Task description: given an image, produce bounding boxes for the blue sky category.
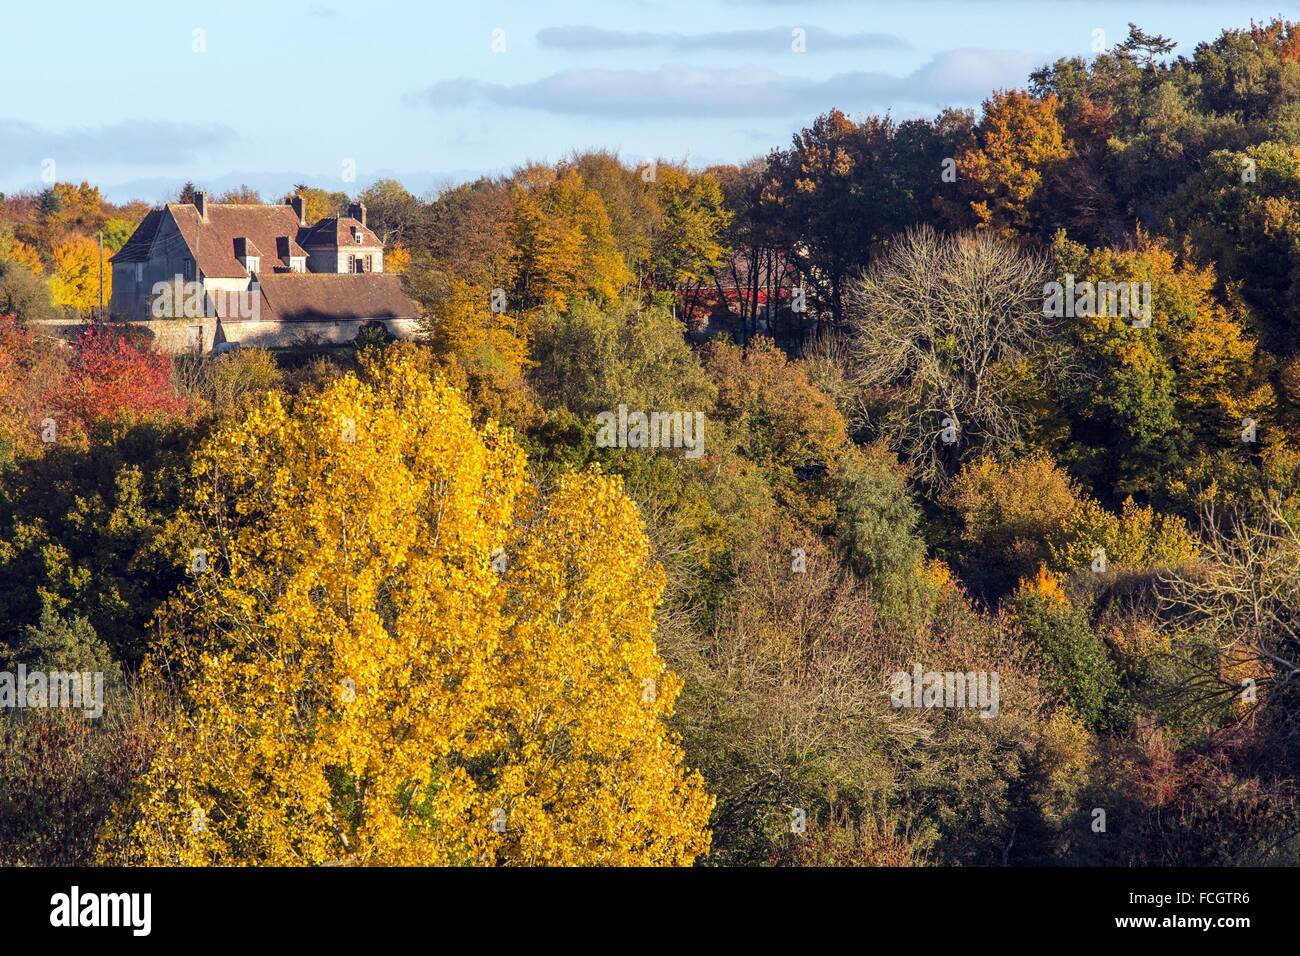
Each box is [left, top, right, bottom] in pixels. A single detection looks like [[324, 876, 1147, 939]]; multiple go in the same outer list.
[[1, 0, 1292, 202]]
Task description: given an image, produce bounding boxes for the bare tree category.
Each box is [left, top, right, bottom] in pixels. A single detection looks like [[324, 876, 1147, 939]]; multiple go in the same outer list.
[[1159, 498, 1300, 729], [845, 226, 1066, 487]]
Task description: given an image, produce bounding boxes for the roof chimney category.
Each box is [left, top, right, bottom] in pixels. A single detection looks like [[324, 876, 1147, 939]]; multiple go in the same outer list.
[[196, 191, 208, 222], [291, 193, 306, 227], [348, 201, 367, 227]]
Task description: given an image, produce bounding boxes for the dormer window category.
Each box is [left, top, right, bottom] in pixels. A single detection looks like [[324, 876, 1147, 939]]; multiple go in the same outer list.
[[245, 256, 260, 274], [353, 227, 363, 244], [289, 256, 306, 273]]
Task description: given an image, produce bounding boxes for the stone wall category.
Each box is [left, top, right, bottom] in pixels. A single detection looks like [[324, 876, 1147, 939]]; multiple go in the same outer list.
[[24, 318, 423, 354]]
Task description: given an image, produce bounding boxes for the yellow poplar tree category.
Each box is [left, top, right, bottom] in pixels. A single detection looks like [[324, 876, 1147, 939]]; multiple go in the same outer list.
[[98, 345, 711, 865]]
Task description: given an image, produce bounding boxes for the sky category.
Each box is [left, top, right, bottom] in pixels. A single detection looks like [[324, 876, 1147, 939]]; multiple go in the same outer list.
[[1, 0, 1294, 203]]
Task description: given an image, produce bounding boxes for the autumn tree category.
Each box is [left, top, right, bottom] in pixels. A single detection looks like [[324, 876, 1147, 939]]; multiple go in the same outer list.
[[571, 150, 660, 280], [98, 348, 711, 865], [408, 267, 534, 427], [285, 185, 349, 224], [0, 314, 67, 462], [508, 165, 630, 312], [0, 261, 56, 324], [1167, 141, 1300, 351], [215, 185, 261, 204], [357, 178, 422, 247], [647, 165, 731, 319], [1048, 234, 1273, 507], [703, 336, 852, 526], [760, 111, 893, 325], [57, 324, 188, 429], [49, 235, 110, 314], [955, 90, 1070, 236], [417, 177, 517, 291], [1159, 498, 1300, 752]]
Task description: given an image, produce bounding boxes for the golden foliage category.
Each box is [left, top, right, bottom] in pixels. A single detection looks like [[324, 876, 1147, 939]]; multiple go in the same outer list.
[[49, 234, 110, 311], [97, 348, 711, 865], [1019, 564, 1069, 607], [958, 90, 1069, 235]]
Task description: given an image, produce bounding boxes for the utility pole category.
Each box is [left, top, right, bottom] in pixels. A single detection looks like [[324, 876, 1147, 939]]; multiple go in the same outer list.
[[97, 229, 104, 322]]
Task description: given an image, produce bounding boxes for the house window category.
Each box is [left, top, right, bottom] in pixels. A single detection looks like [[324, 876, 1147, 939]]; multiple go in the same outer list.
[[364, 255, 373, 273], [246, 256, 260, 274], [290, 257, 306, 273], [348, 254, 356, 272]]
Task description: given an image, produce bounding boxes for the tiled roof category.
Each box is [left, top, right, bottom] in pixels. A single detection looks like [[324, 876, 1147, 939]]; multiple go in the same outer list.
[[299, 216, 382, 248], [168, 203, 310, 278], [243, 273, 422, 324], [108, 208, 164, 263]]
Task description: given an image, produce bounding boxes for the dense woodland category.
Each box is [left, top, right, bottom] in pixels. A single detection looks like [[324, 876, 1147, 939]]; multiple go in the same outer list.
[[4, 22, 1300, 865]]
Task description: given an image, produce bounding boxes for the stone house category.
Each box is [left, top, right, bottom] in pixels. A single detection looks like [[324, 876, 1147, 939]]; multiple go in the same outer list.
[[107, 192, 421, 352]]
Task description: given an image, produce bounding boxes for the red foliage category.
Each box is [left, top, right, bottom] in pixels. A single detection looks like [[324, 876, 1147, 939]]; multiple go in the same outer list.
[[0, 314, 68, 452], [56, 324, 188, 428]]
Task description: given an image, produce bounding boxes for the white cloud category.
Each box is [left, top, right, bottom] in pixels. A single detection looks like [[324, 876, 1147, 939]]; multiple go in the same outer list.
[[408, 49, 1038, 119]]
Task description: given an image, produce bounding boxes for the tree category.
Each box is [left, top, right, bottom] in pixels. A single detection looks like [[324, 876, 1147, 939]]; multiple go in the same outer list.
[[571, 150, 660, 280], [530, 299, 714, 418], [760, 111, 891, 325], [357, 178, 422, 247], [1118, 23, 1178, 68], [57, 324, 188, 428], [833, 444, 928, 608], [39, 182, 106, 243], [846, 227, 1064, 487], [385, 243, 410, 275], [286, 185, 349, 224], [1049, 234, 1272, 506], [703, 336, 853, 526], [0, 314, 66, 464], [647, 165, 731, 319], [0, 236, 43, 274], [1167, 142, 1300, 351], [1159, 498, 1300, 750], [98, 347, 711, 865], [944, 454, 1086, 599], [216, 185, 261, 204], [508, 166, 630, 312], [100, 218, 136, 254], [1009, 584, 1124, 731], [0, 262, 57, 324], [417, 177, 517, 291], [956, 90, 1070, 236], [408, 269, 534, 426], [49, 235, 110, 314]]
